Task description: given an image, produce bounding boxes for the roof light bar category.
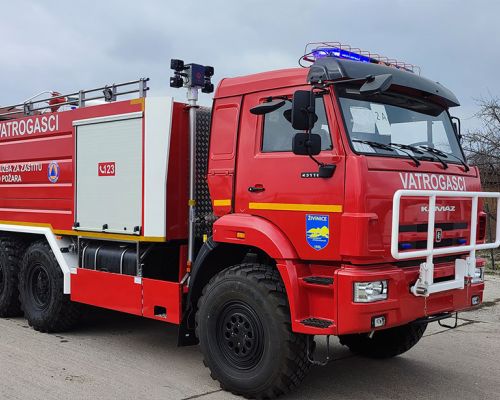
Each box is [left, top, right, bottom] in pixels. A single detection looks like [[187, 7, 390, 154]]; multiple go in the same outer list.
[[302, 42, 420, 74], [312, 47, 372, 64]]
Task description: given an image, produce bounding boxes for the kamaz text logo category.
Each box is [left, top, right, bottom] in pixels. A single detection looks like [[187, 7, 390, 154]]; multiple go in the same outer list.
[[399, 172, 466, 191], [421, 205, 456, 213]]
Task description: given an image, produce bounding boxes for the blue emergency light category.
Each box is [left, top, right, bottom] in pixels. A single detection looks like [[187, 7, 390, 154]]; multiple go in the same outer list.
[[312, 47, 373, 63]]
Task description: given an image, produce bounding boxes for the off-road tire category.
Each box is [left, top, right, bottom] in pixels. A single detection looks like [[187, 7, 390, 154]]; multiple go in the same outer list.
[[19, 240, 81, 332], [195, 263, 311, 399], [339, 322, 427, 358], [0, 236, 26, 317]]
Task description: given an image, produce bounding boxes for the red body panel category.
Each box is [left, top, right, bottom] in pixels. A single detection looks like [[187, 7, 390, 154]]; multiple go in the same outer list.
[[71, 269, 143, 315], [166, 102, 189, 239], [0, 101, 143, 231], [70, 269, 181, 323], [207, 95, 240, 216], [213, 213, 298, 260], [277, 261, 337, 335], [0, 99, 190, 240], [335, 263, 484, 334], [142, 278, 182, 324]]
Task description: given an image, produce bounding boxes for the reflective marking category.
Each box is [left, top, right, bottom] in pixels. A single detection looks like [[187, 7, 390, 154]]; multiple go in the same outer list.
[[248, 203, 342, 213], [214, 199, 231, 206]]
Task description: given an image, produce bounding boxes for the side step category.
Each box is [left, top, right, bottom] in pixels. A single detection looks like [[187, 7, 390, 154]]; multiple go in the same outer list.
[[302, 276, 334, 286], [301, 318, 334, 329]]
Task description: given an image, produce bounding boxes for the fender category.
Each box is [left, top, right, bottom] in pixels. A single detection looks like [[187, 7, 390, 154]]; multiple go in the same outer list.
[[213, 214, 337, 334], [181, 214, 298, 340], [212, 214, 311, 332], [212, 213, 298, 260], [0, 223, 76, 294], [180, 214, 334, 342]]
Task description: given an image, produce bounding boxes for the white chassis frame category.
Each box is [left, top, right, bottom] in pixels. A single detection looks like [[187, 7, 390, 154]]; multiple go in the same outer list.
[[391, 190, 500, 297]]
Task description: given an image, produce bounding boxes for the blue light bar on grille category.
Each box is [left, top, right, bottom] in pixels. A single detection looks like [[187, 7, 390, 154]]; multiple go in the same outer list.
[[312, 47, 373, 63]]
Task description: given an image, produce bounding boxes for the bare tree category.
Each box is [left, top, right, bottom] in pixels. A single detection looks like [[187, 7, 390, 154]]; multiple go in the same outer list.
[[462, 97, 500, 269], [462, 97, 500, 190]]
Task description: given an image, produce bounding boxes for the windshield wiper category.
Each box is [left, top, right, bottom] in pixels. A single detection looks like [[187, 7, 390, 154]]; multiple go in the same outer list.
[[387, 143, 422, 167], [353, 140, 421, 167], [353, 139, 394, 152], [418, 145, 469, 172], [389, 142, 424, 155], [407, 145, 448, 170]]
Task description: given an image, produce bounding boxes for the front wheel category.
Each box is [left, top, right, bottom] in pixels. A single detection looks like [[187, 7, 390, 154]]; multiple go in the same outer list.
[[196, 263, 311, 399], [339, 322, 427, 358]]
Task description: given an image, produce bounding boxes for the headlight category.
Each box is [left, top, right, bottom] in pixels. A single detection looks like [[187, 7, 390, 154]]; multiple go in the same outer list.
[[472, 267, 484, 283], [354, 280, 388, 303]]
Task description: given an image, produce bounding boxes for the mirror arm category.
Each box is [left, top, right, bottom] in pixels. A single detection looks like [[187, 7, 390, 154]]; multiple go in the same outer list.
[[308, 153, 323, 167], [307, 152, 336, 178]]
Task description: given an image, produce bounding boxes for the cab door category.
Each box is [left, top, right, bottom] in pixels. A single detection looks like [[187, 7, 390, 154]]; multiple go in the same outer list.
[[235, 87, 346, 261]]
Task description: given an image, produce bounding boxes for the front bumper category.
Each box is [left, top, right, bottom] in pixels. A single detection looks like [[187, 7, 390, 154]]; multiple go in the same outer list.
[[335, 260, 484, 335]]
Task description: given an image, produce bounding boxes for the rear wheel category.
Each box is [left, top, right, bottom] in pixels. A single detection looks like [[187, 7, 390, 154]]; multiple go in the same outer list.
[[0, 236, 26, 317], [339, 322, 427, 358], [19, 240, 82, 332], [196, 263, 311, 399]]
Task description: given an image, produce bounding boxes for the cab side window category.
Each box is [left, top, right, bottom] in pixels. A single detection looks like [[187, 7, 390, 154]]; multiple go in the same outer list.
[[261, 96, 333, 152]]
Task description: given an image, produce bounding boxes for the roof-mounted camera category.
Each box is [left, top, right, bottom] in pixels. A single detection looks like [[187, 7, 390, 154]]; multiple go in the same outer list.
[[169, 59, 214, 94]]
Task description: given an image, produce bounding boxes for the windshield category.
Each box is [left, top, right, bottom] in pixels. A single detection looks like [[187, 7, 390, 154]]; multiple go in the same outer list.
[[338, 95, 465, 162]]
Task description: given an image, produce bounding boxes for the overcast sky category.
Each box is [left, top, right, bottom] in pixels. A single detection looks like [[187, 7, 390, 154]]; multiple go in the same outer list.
[[1, 0, 498, 132]]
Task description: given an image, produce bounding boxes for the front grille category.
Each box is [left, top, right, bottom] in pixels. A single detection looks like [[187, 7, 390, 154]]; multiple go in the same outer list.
[[399, 222, 467, 233], [395, 255, 463, 268], [398, 237, 467, 251]]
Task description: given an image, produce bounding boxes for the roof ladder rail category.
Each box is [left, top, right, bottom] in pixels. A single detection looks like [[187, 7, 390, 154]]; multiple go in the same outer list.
[[0, 77, 150, 118]]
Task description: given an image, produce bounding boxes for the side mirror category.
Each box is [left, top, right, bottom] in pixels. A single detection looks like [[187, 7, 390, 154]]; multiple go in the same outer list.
[[292, 133, 321, 156], [291, 90, 317, 130], [359, 74, 393, 95], [250, 99, 286, 115]]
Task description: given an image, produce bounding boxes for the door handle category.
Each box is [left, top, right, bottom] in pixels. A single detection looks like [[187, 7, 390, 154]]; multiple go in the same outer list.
[[248, 185, 265, 193]]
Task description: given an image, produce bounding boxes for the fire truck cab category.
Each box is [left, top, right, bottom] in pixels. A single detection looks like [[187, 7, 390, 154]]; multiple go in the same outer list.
[[0, 44, 499, 398]]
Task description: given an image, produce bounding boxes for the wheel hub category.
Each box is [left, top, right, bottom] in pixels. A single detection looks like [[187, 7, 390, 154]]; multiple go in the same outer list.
[[28, 264, 51, 310], [217, 301, 264, 370]]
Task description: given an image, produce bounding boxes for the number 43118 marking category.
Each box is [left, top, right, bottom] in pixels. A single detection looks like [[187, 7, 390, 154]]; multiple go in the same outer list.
[[98, 162, 116, 176]]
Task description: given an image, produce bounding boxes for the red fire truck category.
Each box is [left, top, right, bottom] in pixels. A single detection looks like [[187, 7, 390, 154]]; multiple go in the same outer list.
[[0, 42, 499, 398]]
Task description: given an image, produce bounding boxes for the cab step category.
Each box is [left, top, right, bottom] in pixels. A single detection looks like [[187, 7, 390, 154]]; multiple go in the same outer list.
[[301, 318, 334, 329], [302, 276, 334, 286]]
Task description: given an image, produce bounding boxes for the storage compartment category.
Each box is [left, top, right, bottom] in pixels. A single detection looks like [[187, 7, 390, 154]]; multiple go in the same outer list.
[[74, 112, 143, 234]]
